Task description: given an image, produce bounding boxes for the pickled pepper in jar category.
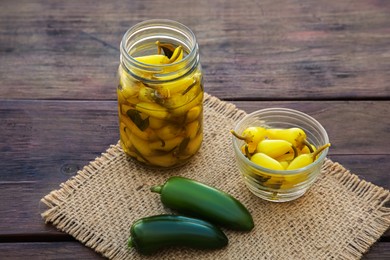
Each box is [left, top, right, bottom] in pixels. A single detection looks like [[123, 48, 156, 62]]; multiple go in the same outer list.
[[117, 20, 204, 168]]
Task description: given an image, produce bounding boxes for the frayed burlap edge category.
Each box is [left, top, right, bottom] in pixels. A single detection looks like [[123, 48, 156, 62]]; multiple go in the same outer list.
[[321, 160, 390, 259], [41, 93, 390, 260], [41, 143, 124, 258]]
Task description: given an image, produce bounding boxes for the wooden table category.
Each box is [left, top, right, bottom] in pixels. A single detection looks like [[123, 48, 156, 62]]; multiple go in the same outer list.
[[1, 0, 389, 259]]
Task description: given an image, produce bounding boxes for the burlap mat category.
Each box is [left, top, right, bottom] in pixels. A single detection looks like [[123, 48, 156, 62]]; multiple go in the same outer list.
[[41, 93, 390, 260]]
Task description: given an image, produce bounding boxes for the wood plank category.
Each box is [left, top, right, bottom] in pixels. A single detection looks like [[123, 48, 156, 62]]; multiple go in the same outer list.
[[0, 242, 104, 259], [1, 241, 389, 259], [363, 242, 390, 260], [1, 0, 389, 258], [0, 99, 389, 237], [0, 0, 389, 100]]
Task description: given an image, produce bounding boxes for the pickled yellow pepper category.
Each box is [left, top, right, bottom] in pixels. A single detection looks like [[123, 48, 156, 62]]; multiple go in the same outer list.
[[286, 143, 331, 170], [231, 126, 330, 171], [118, 41, 203, 168], [230, 127, 266, 153]]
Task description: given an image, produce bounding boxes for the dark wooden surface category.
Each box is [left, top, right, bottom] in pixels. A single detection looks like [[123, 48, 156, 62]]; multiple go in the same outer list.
[[1, 0, 389, 259]]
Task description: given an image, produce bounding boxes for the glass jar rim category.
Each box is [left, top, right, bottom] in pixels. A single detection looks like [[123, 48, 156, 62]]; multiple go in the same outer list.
[[120, 19, 198, 81], [232, 107, 330, 175]]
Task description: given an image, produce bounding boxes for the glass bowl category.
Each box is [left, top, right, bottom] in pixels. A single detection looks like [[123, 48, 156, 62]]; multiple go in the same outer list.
[[232, 108, 329, 202]]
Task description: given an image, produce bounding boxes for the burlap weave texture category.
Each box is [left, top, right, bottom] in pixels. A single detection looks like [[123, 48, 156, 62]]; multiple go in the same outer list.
[[41, 94, 390, 259]]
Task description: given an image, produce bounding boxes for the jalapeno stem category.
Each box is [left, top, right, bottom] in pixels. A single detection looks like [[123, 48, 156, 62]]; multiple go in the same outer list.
[[291, 145, 298, 159], [312, 143, 331, 158], [302, 139, 314, 153], [244, 144, 251, 159], [156, 41, 162, 55], [150, 185, 163, 193], [230, 130, 247, 141], [155, 41, 175, 58]]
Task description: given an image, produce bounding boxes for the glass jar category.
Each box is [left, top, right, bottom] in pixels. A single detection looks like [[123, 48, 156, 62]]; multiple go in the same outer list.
[[117, 20, 204, 168]]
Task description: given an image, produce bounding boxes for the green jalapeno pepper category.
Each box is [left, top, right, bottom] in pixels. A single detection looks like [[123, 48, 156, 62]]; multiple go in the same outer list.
[[128, 214, 228, 255], [150, 176, 254, 231]]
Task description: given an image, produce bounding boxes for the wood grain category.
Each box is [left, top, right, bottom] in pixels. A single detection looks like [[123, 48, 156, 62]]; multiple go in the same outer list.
[[0, 0, 389, 258], [0, 242, 104, 259], [0, 241, 389, 260], [0, 100, 388, 236], [363, 242, 390, 260], [0, 0, 389, 100]]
